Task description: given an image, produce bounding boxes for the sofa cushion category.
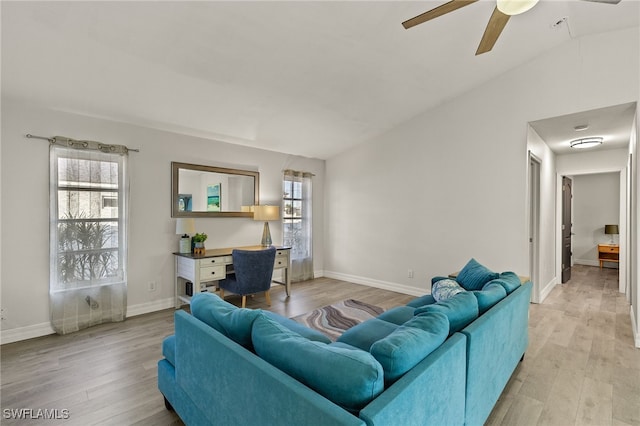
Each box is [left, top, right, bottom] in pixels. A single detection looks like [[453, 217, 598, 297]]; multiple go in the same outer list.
[[472, 282, 507, 315], [406, 294, 436, 308], [262, 311, 331, 343], [337, 318, 399, 351], [414, 292, 479, 335], [432, 279, 465, 302], [190, 292, 261, 349], [377, 306, 416, 325], [370, 312, 449, 384], [487, 271, 521, 294], [162, 335, 176, 366], [252, 313, 384, 412], [456, 258, 499, 291]]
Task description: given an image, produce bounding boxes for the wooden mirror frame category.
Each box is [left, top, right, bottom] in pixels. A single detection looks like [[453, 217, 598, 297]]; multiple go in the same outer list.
[[171, 162, 259, 218]]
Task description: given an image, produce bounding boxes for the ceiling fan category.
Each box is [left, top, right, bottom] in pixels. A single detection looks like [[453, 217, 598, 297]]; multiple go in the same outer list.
[[402, 0, 622, 55]]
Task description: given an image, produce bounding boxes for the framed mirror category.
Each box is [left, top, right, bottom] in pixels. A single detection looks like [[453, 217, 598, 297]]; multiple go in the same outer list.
[[171, 162, 259, 217]]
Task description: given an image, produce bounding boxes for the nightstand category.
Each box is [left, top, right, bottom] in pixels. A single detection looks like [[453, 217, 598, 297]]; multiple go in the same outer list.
[[598, 244, 619, 269]]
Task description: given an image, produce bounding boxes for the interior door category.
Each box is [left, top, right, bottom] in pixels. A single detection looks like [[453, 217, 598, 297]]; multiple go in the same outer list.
[[562, 176, 572, 283]]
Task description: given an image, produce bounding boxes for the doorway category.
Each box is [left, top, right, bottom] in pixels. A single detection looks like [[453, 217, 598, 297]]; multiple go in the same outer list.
[[529, 152, 541, 302], [562, 176, 572, 283]]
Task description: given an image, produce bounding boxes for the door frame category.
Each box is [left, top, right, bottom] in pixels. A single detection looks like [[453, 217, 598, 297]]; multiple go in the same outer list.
[[528, 151, 541, 303], [554, 169, 627, 293]]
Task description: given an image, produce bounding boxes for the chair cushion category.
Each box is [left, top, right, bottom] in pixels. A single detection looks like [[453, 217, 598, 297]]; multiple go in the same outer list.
[[432, 279, 465, 302], [252, 313, 384, 412], [456, 258, 499, 291], [190, 292, 261, 349], [262, 311, 331, 343], [337, 318, 400, 351], [370, 311, 449, 384], [414, 292, 479, 335], [376, 306, 416, 325], [487, 271, 521, 294], [472, 282, 507, 315]]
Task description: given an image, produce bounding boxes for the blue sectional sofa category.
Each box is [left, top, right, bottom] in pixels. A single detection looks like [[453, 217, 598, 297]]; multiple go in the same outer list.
[[158, 263, 532, 426]]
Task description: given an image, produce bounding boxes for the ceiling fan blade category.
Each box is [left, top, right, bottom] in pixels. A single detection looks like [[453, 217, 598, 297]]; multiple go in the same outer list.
[[476, 7, 510, 55], [402, 0, 478, 30], [580, 0, 621, 4]]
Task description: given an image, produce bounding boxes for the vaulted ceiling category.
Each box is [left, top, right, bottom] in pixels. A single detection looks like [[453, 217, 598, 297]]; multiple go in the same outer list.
[[2, 1, 639, 159]]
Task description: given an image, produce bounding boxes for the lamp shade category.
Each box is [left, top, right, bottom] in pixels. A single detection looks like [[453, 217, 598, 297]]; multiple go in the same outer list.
[[604, 225, 619, 235], [176, 218, 196, 235], [253, 205, 279, 221]]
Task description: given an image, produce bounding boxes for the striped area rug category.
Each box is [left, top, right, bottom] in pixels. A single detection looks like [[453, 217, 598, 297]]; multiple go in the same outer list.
[[292, 299, 384, 341]]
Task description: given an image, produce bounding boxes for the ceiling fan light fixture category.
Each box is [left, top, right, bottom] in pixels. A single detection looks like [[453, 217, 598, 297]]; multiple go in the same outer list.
[[496, 0, 540, 16], [570, 137, 603, 149]]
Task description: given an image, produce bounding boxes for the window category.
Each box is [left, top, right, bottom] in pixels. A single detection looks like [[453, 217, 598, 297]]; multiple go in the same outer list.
[[283, 170, 313, 281], [50, 146, 127, 289]]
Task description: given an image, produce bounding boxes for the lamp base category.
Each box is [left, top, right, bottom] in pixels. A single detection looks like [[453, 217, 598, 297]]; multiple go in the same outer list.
[[179, 237, 191, 254], [261, 222, 272, 247]]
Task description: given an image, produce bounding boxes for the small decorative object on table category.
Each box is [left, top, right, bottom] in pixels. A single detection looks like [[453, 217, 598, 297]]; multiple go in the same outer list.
[[192, 232, 208, 256]]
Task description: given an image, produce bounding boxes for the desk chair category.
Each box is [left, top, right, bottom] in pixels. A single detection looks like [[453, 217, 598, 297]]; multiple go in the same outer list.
[[219, 247, 276, 308]]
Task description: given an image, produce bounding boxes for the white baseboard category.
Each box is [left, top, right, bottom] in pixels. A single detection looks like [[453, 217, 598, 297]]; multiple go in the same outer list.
[[323, 271, 427, 297], [127, 297, 175, 317], [631, 305, 640, 348], [0, 322, 55, 345], [574, 259, 599, 267], [1, 297, 176, 345], [539, 277, 557, 303]]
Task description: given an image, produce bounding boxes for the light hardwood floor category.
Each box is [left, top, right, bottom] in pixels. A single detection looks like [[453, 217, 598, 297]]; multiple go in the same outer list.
[[1, 267, 638, 425]]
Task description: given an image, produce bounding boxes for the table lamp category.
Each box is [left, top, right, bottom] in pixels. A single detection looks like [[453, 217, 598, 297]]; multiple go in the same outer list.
[[253, 205, 279, 247], [604, 224, 618, 244], [176, 218, 196, 253]]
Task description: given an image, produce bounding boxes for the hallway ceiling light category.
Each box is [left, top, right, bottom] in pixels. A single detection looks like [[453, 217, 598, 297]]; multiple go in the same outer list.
[[570, 137, 603, 149]]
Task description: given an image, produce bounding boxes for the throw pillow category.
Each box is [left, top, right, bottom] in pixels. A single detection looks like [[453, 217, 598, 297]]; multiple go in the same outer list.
[[252, 313, 384, 412], [370, 311, 449, 384], [456, 258, 499, 291], [472, 282, 507, 315], [191, 292, 261, 349], [487, 271, 521, 294], [432, 279, 465, 302], [414, 292, 479, 335]]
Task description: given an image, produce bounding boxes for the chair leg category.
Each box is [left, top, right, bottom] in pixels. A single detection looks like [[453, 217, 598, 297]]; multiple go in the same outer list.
[[265, 290, 271, 306], [241, 295, 247, 308], [219, 288, 224, 299]]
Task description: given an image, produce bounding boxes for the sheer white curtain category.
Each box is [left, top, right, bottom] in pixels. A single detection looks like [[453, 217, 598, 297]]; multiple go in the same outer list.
[[49, 138, 129, 334], [283, 170, 313, 282]]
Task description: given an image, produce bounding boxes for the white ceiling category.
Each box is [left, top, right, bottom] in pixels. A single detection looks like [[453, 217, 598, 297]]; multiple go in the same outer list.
[[2, 1, 639, 159], [530, 102, 637, 155]]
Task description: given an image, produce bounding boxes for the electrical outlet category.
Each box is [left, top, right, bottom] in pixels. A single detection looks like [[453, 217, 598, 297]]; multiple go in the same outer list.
[[408, 269, 414, 279], [1, 308, 6, 321], [148, 281, 157, 292]]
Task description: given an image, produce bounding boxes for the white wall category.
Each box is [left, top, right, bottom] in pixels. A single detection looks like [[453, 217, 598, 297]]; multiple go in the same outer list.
[[572, 173, 620, 266], [325, 27, 639, 300], [0, 100, 325, 343]]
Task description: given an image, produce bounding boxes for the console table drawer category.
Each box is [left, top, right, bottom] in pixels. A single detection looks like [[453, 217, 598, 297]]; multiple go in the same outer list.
[[200, 265, 225, 280], [200, 256, 232, 266]]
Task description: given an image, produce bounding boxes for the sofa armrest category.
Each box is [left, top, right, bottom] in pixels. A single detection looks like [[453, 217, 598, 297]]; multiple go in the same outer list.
[[359, 333, 466, 426], [461, 281, 532, 426], [174, 310, 365, 426]]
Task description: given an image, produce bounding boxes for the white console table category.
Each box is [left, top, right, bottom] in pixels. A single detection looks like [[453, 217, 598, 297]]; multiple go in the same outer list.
[[173, 245, 291, 308]]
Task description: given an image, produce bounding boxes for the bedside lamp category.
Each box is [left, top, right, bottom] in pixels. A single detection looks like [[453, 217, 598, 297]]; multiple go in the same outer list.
[[604, 224, 618, 244], [176, 218, 195, 253], [253, 205, 279, 247]]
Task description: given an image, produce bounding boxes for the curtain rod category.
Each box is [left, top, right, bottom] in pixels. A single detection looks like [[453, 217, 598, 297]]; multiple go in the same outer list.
[[26, 134, 140, 153]]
